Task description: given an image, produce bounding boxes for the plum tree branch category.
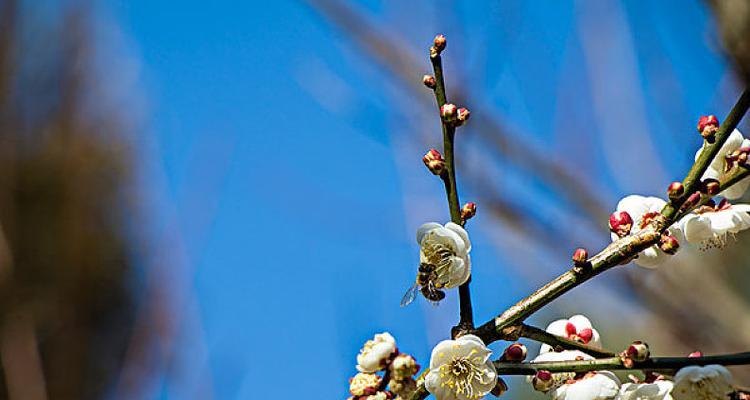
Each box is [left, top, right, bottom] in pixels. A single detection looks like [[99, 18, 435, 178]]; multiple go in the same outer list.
[[493, 351, 750, 375], [473, 89, 750, 344], [429, 44, 474, 336]]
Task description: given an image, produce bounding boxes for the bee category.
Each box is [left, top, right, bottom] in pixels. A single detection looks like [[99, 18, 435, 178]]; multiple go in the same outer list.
[[400, 263, 446, 307]]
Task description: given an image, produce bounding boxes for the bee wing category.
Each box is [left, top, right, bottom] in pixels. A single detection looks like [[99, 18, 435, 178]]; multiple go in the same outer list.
[[400, 283, 419, 307]]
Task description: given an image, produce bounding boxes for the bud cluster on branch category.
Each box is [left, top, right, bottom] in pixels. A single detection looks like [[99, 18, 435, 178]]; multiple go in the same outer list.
[[345, 33, 750, 400]]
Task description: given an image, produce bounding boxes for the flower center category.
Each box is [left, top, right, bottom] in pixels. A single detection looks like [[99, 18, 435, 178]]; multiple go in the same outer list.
[[437, 352, 491, 400], [422, 237, 456, 273]]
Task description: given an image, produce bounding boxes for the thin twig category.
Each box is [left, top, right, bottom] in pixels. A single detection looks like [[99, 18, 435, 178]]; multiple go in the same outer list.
[[429, 45, 474, 336], [493, 351, 750, 375]]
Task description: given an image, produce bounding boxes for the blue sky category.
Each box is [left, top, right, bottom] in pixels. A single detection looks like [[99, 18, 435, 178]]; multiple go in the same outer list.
[[98, 1, 740, 399]]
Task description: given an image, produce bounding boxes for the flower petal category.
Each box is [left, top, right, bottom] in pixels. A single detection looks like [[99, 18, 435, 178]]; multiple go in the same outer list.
[[723, 176, 750, 200], [445, 222, 471, 253], [634, 246, 667, 268], [680, 214, 713, 244], [417, 223, 442, 244]]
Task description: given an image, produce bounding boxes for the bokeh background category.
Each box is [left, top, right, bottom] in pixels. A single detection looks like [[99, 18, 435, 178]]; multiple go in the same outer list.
[[1, 0, 750, 399]]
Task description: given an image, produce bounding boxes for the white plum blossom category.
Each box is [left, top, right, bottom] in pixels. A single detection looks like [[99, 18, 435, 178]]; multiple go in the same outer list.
[[695, 129, 750, 199], [528, 350, 620, 400], [610, 195, 673, 268], [357, 332, 397, 373], [540, 314, 602, 354], [672, 365, 733, 400], [678, 199, 750, 250], [424, 334, 497, 400], [617, 380, 673, 400], [417, 222, 471, 289], [528, 350, 593, 388], [551, 371, 621, 400]]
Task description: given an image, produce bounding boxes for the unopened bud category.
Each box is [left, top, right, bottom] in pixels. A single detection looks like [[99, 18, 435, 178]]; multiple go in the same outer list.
[[349, 372, 382, 396], [667, 181, 684, 199], [681, 191, 702, 210], [502, 343, 527, 362], [701, 178, 721, 195], [572, 248, 588, 264], [688, 351, 703, 358], [697, 115, 719, 142], [609, 211, 633, 237], [422, 74, 436, 89], [440, 103, 458, 123], [625, 341, 650, 363], [532, 370, 554, 392], [490, 378, 508, 397], [389, 353, 420, 380], [461, 202, 477, 221], [433, 34, 447, 52], [423, 149, 445, 175], [456, 107, 471, 126], [659, 234, 680, 255]]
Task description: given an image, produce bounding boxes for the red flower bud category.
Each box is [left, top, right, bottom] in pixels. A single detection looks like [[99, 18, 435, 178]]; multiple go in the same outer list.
[[688, 351, 703, 358], [422, 74, 436, 89], [667, 181, 684, 199], [701, 178, 721, 196], [502, 343, 527, 362], [659, 235, 680, 255], [440, 103, 458, 124], [697, 115, 719, 132], [572, 248, 588, 264], [697, 115, 720, 141], [461, 202, 477, 221], [433, 34, 447, 52], [456, 107, 471, 126], [609, 211, 633, 237], [625, 341, 650, 362], [681, 191, 702, 211], [532, 370, 554, 392], [422, 149, 445, 175]]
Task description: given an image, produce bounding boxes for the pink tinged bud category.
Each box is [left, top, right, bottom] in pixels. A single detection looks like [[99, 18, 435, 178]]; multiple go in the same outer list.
[[422, 149, 445, 175], [688, 351, 703, 358], [433, 34, 447, 52], [697, 115, 720, 141], [702, 178, 721, 195], [667, 181, 684, 199], [659, 234, 680, 255], [697, 115, 719, 132], [626, 341, 650, 362], [440, 103, 458, 123], [461, 202, 477, 221], [609, 211, 633, 237], [572, 248, 588, 264], [532, 370, 554, 392], [490, 378, 508, 397], [503, 343, 527, 362], [456, 107, 471, 125], [682, 191, 702, 210], [577, 328, 593, 344], [422, 74, 436, 89]]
